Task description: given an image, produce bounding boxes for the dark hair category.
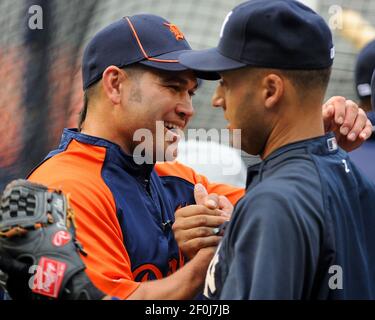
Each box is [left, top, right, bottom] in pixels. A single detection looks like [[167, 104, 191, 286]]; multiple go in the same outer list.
[[78, 82, 97, 131], [281, 68, 332, 96], [78, 92, 88, 131]]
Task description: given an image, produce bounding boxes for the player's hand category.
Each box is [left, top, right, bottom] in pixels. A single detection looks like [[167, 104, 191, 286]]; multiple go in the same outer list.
[[173, 185, 231, 260], [173, 205, 228, 260], [322, 96, 372, 152], [194, 183, 233, 217]]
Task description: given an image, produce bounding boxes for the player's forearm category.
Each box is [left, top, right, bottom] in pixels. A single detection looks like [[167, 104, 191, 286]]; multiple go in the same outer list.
[[126, 249, 212, 300]]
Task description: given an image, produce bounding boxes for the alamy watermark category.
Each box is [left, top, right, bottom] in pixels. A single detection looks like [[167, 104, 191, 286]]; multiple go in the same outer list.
[[28, 5, 43, 30], [328, 5, 343, 31], [328, 265, 343, 290], [133, 121, 242, 176]]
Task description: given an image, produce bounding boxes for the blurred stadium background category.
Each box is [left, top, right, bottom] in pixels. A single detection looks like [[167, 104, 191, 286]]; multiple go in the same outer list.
[[0, 0, 374, 190]]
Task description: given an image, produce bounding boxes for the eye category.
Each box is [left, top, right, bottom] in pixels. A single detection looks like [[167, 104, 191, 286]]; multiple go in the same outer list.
[[219, 79, 225, 87], [188, 90, 196, 97]]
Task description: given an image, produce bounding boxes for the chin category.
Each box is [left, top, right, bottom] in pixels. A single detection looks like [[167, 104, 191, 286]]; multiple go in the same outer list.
[[163, 142, 179, 162], [241, 140, 261, 156]]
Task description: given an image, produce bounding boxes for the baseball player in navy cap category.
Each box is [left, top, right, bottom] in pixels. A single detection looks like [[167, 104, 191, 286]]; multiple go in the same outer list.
[[177, 0, 375, 299], [12, 13, 240, 300], [350, 41, 375, 182], [355, 40, 375, 112]]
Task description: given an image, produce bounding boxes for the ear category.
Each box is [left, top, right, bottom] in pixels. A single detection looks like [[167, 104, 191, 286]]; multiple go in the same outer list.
[[211, 83, 225, 108], [261, 74, 284, 109], [102, 66, 127, 105]]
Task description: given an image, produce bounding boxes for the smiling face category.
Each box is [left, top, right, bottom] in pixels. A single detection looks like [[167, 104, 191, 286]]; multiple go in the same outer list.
[[115, 66, 198, 161], [211, 67, 273, 155]]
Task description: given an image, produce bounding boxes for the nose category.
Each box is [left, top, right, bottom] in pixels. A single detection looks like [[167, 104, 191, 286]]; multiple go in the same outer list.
[[211, 85, 225, 109], [176, 95, 195, 121]]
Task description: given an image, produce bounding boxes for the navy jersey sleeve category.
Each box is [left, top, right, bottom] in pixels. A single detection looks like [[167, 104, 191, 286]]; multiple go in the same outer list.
[[219, 185, 324, 299]]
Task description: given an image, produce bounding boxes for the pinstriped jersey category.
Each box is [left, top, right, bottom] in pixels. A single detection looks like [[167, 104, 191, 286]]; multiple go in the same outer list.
[[205, 133, 375, 299]]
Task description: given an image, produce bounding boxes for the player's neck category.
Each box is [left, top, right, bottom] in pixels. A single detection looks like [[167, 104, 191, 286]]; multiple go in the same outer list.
[[80, 111, 133, 156], [261, 104, 325, 159]]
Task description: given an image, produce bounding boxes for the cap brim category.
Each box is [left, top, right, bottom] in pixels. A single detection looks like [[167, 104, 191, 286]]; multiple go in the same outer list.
[[139, 50, 220, 80], [179, 48, 247, 80]]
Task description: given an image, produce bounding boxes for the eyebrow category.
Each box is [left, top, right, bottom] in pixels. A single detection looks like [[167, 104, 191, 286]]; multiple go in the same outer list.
[[161, 76, 198, 90]]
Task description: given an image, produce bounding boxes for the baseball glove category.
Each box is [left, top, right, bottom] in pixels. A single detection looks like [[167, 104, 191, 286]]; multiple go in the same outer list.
[[0, 179, 105, 300]]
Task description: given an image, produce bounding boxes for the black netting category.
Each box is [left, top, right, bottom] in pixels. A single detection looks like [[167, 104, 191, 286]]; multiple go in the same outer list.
[[1, 0, 99, 190]]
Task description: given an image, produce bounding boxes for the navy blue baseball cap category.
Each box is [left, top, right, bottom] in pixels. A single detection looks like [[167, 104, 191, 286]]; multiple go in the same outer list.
[[82, 14, 213, 89], [179, 0, 334, 79], [355, 40, 375, 99]]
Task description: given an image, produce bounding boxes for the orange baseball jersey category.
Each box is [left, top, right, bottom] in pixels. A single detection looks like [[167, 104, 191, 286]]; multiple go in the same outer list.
[[28, 129, 244, 299]]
